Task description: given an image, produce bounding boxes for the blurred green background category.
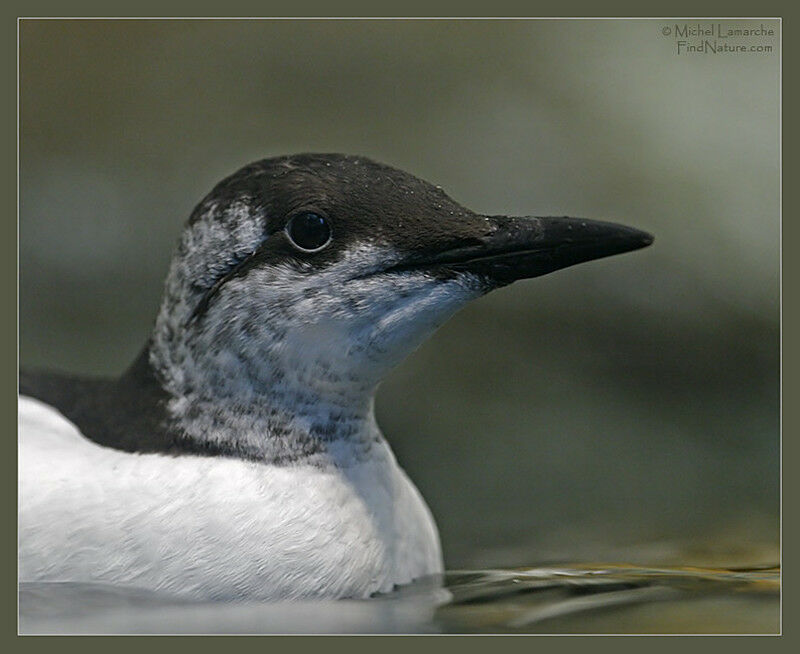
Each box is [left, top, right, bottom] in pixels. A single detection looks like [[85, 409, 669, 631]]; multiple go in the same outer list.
[[19, 19, 779, 568]]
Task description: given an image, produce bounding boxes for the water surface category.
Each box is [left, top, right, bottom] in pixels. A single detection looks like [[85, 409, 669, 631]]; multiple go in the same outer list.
[[20, 562, 778, 634]]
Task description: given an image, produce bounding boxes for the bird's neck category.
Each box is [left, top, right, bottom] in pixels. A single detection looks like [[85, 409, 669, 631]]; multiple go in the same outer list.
[[141, 338, 387, 466]]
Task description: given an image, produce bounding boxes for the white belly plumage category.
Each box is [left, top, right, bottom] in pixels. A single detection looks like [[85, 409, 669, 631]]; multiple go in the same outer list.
[[18, 396, 443, 601]]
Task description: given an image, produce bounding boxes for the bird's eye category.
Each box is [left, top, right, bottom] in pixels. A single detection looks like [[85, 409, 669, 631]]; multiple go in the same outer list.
[[285, 212, 332, 252]]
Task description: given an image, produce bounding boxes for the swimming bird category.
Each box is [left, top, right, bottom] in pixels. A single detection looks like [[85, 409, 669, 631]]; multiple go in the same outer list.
[[19, 153, 653, 601]]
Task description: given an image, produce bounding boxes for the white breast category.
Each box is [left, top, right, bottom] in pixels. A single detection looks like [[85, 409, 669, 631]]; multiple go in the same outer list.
[[18, 396, 443, 601]]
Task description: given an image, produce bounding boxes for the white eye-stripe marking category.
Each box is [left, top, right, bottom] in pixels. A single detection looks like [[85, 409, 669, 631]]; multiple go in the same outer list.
[[188, 249, 261, 325]]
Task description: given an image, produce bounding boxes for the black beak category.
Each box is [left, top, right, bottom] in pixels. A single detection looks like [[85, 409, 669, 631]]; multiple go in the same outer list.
[[407, 216, 654, 286]]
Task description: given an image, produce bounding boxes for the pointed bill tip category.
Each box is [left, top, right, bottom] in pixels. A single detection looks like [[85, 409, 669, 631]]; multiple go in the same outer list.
[[459, 215, 654, 285]]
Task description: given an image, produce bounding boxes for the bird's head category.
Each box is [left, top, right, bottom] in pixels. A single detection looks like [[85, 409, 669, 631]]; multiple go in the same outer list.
[[151, 154, 652, 413]]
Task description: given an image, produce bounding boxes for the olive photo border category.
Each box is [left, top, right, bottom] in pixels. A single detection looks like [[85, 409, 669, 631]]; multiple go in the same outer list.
[[2, 2, 793, 650]]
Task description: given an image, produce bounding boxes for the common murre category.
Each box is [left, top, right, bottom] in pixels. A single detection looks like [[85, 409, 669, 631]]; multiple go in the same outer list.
[[19, 153, 653, 601]]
